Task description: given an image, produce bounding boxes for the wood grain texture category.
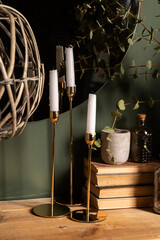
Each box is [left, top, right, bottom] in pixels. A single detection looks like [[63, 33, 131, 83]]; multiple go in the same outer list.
[[0, 198, 160, 240]]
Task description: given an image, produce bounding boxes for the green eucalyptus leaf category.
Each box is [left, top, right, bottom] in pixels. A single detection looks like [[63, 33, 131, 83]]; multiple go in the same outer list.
[[106, 148, 111, 152], [106, 136, 112, 142], [117, 99, 126, 111], [132, 59, 136, 67], [128, 38, 134, 45], [149, 27, 154, 44], [107, 17, 113, 24], [89, 30, 93, 39], [79, 62, 84, 79], [120, 63, 124, 75], [103, 126, 115, 133], [104, 42, 110, 55], [94, 139, 101, 148], [148, 97, 154, 108], [119, 43, 125, 52], [133, 101, 139, 110], [92, 146, 97, 150], [93, 45, 98, 56], [86, 3, 91, 8], [146, 60, 152, 70]]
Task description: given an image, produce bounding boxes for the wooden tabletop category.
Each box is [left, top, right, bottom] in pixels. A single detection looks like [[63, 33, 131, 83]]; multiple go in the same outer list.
[[0, 198, 160, 240]]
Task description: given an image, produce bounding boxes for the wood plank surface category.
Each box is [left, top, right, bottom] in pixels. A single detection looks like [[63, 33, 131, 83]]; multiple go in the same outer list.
[[0, 198, 160, 240]]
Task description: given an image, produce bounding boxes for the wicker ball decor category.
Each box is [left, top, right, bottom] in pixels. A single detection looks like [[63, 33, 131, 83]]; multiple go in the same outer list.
[[0, 4, 45, 140]]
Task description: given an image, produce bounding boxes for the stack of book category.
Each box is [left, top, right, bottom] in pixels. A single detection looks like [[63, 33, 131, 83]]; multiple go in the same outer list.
[[83, 158, 160, 210]]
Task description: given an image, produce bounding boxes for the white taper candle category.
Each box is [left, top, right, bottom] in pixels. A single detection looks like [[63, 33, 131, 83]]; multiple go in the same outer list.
[[49, 69, 59, 111], [65, 47, 75, 87], [86, 94, 97, 134]]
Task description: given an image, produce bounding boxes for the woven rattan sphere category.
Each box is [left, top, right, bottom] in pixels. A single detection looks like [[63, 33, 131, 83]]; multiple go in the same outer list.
[[0, 4, 45, 139]]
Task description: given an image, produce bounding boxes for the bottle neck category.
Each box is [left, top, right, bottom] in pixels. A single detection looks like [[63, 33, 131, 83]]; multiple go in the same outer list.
[[138, 119, 145, 126]]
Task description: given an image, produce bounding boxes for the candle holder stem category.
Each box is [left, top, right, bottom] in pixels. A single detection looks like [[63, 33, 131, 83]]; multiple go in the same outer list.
[[51, 122, 56, 207], [69, 96, 73, 205], [55, 86, 81, 206], [32, 112, 70, 218], [87, 144, 92, 221], [69, 133, 107, 223]]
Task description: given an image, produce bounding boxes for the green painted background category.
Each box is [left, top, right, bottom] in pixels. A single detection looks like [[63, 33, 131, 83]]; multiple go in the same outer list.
[[0, 0, 160, 201]]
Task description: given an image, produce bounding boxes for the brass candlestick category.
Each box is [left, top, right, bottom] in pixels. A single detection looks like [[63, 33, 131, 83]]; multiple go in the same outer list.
[[67, 86, 76, 206], [56, 86, 80, 206], [32, 111, 70, 218], [69, 133, 107, 223]]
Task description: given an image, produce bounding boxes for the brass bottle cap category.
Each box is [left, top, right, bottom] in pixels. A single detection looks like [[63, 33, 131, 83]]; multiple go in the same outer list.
[[137, 114, 146, 121]]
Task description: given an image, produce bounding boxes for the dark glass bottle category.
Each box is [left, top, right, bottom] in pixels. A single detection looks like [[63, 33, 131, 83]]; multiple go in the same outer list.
[[130, 114, 152, 163]]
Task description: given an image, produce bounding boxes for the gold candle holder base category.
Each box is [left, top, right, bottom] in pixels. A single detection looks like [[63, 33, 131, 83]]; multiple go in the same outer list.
[[32, 111, 70, 218], [69, 209, 107, 223], [69, 133, 107, 222], [33, 202, 70, 218]]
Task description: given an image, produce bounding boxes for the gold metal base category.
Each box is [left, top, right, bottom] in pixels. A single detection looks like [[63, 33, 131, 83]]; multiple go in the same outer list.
[[32, 202, 70, 218], [69, 209, 107, 223]]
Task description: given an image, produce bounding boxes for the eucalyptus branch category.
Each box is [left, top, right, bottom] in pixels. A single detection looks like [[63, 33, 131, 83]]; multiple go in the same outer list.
[[74, 61, 160, 72], [124, 99, 160, 106], [73, 14, 124, 48], [112, 114, 117, 129], [117, 1, 160, 46]]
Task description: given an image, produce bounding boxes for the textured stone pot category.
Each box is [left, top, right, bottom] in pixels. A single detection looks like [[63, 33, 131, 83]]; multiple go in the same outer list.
[[101, 129, 131, 165]]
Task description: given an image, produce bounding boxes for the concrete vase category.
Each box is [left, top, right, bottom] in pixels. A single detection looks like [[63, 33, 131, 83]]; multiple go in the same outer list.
[[101, 129, 131, 165]]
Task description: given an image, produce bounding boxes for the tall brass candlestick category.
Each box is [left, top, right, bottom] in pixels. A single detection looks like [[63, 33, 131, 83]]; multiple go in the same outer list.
[[56, 86, 79, 206], [67, 86, 76, 205], [69, 133, 107, 223], [32, 111, 70, 218]]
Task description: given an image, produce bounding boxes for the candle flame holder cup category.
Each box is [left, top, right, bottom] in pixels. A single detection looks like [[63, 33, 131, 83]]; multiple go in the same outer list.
[[69, 133, 107, 223], [55, 86, 81, 206], [32, 111, 70, 218]]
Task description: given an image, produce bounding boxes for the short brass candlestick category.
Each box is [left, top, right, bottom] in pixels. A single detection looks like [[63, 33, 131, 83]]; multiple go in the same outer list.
[[56, 86, 80, 206], [69, 133, 107, 223], [32, 111, 70, 218]]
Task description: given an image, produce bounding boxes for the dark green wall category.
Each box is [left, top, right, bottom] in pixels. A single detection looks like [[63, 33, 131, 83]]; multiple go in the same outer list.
[[0, 0, 160, 201]]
